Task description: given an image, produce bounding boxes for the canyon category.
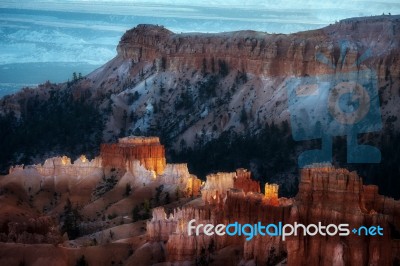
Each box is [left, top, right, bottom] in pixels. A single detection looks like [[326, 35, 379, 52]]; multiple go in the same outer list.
[[0, 137, 399, 265], [1, 15, 400, 200], [1, 15, 400, 150], [0, 14, 400, 265], [147, 164, 400, 265]]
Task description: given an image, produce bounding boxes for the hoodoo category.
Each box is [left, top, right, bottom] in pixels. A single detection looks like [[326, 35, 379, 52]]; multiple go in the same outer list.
[[100, 136, 166, 175]]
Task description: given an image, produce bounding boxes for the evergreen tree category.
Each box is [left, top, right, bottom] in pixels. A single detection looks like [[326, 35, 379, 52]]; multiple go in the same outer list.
[[62, 198, 81, 240], [124, 183, 132, 197], [240, 107, 247, 124], [75, 255, 88, 266]]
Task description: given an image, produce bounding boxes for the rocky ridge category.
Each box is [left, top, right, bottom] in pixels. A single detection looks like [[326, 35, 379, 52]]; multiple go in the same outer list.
[[1, 15, 400, 199], [149, 165, 400, 265], [0, 137, 399, 264]]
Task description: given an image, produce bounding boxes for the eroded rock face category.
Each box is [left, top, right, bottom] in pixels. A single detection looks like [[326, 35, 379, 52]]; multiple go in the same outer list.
[[146, 207, 216, 261], [286, 166, 399, 266], [147, 165, 400, 265], [3, 137, 200, 200], [1, 216, 61, 244], [100, 136, 166, 175], [0, 137, 205, 251], [264, 183, 279, 206], [202, 169, 261, 205], [234, 168, 260, 194], [4, 155, 104, 197], [159, 164, 202, 197], [202, 172, 236, 205], [147, 207, 177, 242], [10, 155, 102, 178], [117, 20, 400, 79], [149, 207, 217, 262]]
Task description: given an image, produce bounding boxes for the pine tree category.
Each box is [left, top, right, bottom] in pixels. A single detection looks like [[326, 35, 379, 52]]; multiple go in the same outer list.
[[62, 198, 81, 240], [75, 255, 88, 266], [240, 107, 248, 124]]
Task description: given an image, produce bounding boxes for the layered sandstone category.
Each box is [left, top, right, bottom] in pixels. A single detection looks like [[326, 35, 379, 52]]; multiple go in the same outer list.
[[286, 165, 399, 266], [234, 168, 260, 194], [147, 206, 214, 242], [9, 155, 102, 177], [361, 184, 400, 230], [146, 165, 400, 265], [163, 207, 217, 262], [4, 155, 104, 197], [117, 18, 400, 79], [264, 183, 279, 206], [146, 207, 177, 242], [39, 155, 101, 177], [201, 169, 261, 205], [100, 136, 166, 175], [224, 189, 292, 225], [3, 138, 200, 203], [1, 132, 400, 265], [159, 164, 202, 197], [201, 172, 236, 205]]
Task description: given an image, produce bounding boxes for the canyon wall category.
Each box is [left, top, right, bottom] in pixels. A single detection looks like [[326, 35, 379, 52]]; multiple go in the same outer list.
[[117, 19, 400, 79], [9, 155, 102, 178], [159, 164, 202, 197], [286, 165, 398, 266], [234, 168, 260, 194], [201, 169, 261, 205], [146, 165, 400, 265], [4, 137, 200, 198], [100, 136, 166, 175], [264, 183, 279, 206], [4, 141, 399, 265], [201, 172, 236, 205]]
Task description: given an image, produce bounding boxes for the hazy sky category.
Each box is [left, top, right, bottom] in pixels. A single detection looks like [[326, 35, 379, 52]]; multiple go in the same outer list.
[[0, 0, 399, 32]]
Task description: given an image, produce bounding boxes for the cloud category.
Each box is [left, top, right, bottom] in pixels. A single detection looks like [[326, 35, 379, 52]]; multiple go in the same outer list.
[[1, 0, 399, 15]]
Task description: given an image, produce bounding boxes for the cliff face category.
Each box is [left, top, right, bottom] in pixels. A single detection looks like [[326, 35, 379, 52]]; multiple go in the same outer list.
[[146, 165, 400, 265], [1, 137, 399, 264], [1, 16, 400, 200], [0, 17, 399, 264], [93, 17, 400, 157], [100, 136, 166, 175], [2, 137, 200, 202], [201, 169, 262, 205], [159, 164, 202, 197], [286, 166, 398, 266], [117, 19, 400, 78], [0, 137, 204, 251], [234, 168, 260, 194], [32, 155, 102, 178], [201, 172, 236, 205]]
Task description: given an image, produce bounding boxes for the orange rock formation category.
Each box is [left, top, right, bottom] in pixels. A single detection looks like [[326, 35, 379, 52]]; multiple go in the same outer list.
[[147, 165, 400, 265], [234, 168, 260, 193], [202, 169, 261, 205], [100, 136, 166, 175], [264, 183, 279, 206], [117, 22, 400, 80]]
